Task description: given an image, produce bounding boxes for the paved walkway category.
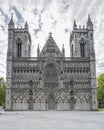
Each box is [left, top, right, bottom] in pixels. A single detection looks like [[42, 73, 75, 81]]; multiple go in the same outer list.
[[0, 111, 104, 130]]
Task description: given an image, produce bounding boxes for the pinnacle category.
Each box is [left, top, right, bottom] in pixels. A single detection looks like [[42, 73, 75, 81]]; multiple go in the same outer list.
[[88, 15, 92, 23], [73, 19, 77, 29], [49, 32, 52, 37], [11, 13, 13, 19], [24, 21, 28, 29]]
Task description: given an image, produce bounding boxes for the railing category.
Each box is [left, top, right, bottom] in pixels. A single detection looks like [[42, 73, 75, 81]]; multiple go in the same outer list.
[[65, 57, 90, 61], [13, 57, 37, 62], [13, 56, 90, 62]]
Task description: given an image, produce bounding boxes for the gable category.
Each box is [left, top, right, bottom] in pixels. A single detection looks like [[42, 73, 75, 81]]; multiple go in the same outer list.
[[40, 33, 63, 57]]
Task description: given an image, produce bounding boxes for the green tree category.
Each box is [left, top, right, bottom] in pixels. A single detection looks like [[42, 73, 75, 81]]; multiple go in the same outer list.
[[0, 77, 6, 108], [97, 73, 104, 102]]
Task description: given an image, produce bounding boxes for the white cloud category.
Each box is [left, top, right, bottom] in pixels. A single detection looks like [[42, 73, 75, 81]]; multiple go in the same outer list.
[[0, 0, 104, 78]]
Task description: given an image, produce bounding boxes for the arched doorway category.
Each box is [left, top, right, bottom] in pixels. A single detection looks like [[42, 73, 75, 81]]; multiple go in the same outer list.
[[29, 96, 33, 110], [48, 96, 56, 110], [69, 97, 76, 110]]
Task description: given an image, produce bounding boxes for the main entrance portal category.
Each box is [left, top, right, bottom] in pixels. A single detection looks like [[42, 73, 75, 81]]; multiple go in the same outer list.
[[70, 97, 75, 110], [44, 63, 58, 110], [48, 96, 56, 110]]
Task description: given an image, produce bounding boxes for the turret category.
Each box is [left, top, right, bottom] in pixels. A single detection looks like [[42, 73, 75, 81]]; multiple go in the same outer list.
[[7, 13, 15, 57], [37, 44, 40, 57], [70, 16, 94, 58], [87, 15, 93, 30], [8, 13, 14, 29], [25, 21, 28, 29], [6, 13, 14, 110], [62, 44, 65, 57], [87, 15, 95, 59], [87, 16, 98, 110]]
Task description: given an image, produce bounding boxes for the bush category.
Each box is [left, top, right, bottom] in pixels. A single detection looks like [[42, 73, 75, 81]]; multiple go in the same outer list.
[[0, 77, 6, 108]]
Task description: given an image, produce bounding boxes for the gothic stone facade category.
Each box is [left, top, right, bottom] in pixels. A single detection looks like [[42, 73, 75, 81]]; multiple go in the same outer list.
[[6, 15, 98, 111]]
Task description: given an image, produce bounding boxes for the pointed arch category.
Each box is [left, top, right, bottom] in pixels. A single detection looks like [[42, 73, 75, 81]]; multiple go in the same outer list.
[[16, 38, 22, 57], [70, 79, 74, 89], [40, 96, 45, 103], [44, 63, 58, 87], [79, 38, 86, 58], [69, 97, 76, 110], [47, 95, 57, 110], [63, 97, 68, 103], [28, 44, 30, 57], [71, 44, 73, 57], [57, 97, 63, 103], [35, 97, 40, 103], [76, 97, 81, 104]]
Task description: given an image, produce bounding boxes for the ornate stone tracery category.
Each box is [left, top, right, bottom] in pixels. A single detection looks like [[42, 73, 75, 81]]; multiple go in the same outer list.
[[6, 16, 98, 111], [44, 63, 58, 87]]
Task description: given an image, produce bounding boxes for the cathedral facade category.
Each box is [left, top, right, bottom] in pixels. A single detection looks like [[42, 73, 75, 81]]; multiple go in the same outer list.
[[6, 15, 98, 111]]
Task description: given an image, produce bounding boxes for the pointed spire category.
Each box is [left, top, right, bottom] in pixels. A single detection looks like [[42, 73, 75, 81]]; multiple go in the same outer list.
[[8, 13, 14, 29], [87, 15, 93, 30], [73, 19, 77, 29], [88, 15, 92, 23], [11, 13, 13, 21], [25, 21, 28, 29], [38, 43, 40, 50]]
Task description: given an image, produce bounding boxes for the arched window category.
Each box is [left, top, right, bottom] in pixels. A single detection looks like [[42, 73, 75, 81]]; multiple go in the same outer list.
[[44, 63, 58, 87], [70, 80, 73, 89], [17, 38, 22, 57], [80, 38, 85, 58], [91, 33, 93, 40], [28, 44, 30, 57]]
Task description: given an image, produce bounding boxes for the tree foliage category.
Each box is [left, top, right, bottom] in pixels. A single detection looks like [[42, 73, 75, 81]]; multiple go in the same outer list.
[[97, 73, 104, 102], [0, 77, 6, 108]]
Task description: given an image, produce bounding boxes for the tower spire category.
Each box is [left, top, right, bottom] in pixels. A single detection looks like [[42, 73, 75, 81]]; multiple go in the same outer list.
[[11, 13, 13, 21], [87, 15, 93, 30], [88, 15, 92, 23], [25, 21, 28, 29], [8, 13, 14, 29]]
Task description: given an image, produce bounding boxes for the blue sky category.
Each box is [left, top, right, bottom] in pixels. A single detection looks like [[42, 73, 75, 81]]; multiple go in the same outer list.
[[0, 0, 104, 78]]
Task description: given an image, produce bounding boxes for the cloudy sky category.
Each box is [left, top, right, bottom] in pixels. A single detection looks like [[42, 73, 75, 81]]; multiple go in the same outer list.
[[0, 0, 104, 79]]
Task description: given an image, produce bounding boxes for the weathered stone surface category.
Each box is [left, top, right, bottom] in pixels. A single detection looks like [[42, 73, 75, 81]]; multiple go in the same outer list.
[[5, 15, 98, 111]]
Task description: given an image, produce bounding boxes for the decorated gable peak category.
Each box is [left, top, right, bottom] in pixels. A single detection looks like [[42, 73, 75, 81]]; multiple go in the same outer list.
[[40, 33, 63, 57]]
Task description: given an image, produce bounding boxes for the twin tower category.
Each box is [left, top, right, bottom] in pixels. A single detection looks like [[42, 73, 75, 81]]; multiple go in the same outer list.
[[7, 14, 94, 59], [6, 14, 97, 111]]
